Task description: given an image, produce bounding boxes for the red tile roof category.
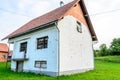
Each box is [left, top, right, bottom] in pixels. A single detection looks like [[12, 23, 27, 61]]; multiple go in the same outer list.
[[3, 0, 77, 40], [0, 43, 9, 53], [3, 0, 97, 41]]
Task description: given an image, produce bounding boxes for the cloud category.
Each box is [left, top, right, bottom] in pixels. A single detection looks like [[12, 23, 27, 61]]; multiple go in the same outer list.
[[85, 0, 120, 15], [0, 7, 32, 41], [30, 1, 52, 17]]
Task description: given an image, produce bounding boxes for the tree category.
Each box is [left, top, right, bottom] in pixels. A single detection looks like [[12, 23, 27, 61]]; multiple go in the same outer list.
[[110, 38, 120, 55], [94, 50, 99, 57], [99, 44, 107, 56]]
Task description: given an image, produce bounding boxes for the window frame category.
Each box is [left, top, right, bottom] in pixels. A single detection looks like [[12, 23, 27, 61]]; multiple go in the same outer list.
[[20, 42, 27, 52], [2, 54, 6, 59], [76, 21, 82, 33], [34, 61, 47, 69], [37, 36, 48, 49]]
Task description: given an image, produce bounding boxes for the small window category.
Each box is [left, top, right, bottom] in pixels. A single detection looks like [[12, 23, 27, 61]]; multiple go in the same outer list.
[[76, 21, 82, 33], [20, 42, 27, 52], [37, 36, 48, 49], [35, 61, 47, 69], [2, 54, 6, 59]]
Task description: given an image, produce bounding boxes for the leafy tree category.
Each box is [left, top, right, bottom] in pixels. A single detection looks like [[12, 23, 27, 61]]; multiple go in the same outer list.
[[110, 38, 120, 55], [94, 50, 99, 57], [99, 44, 108, 56]]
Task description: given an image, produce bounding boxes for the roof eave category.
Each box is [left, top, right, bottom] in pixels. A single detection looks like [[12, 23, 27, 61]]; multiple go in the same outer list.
[[0, 51, 8, 53], [79, 0, 98, 41], [2, 20, 58, 40]]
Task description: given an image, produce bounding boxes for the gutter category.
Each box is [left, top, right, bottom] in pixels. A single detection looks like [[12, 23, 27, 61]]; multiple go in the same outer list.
[[2, 20, 58, 40]]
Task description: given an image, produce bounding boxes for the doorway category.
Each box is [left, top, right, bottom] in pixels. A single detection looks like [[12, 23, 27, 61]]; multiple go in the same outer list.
[[16, 61, 23, 72]]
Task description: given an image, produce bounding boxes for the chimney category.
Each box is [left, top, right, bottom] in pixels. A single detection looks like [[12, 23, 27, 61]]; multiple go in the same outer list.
[[60, 1, 64, 7]]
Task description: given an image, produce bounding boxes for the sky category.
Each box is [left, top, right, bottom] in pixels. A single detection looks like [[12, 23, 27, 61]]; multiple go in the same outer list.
[[0, 0, 120, 49]]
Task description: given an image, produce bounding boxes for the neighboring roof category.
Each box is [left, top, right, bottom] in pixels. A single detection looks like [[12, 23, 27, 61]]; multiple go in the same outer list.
[[3, 0, 97, 41], [0, 43, 9, 53]]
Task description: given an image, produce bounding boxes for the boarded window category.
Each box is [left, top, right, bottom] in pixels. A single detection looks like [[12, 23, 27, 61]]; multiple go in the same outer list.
[[37, 36, 48, 49], [20, 42, 27, 52], [35, 61, 47, 69]]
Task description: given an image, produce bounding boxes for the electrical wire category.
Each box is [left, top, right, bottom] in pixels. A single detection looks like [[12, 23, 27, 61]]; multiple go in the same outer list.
[[0, 7, 120, 17], [0, 8, 32, 18], [90, 8, 120, 16]]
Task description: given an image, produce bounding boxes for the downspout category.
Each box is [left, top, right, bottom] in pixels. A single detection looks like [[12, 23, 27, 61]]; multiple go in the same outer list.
[[55, 21, 60, 77]]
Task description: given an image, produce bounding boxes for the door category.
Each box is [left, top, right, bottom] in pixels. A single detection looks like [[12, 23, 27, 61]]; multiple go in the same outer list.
[[16, 61, 23, 72]]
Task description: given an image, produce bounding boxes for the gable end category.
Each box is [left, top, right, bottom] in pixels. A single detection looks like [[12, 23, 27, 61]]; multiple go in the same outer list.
[[62, 0, 97, 41]]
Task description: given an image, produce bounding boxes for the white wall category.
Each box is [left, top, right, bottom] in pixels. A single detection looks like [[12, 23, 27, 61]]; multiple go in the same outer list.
[[10, 15, 94, 76], [57, 15, 94, 73], [10, 26, 59, 73]]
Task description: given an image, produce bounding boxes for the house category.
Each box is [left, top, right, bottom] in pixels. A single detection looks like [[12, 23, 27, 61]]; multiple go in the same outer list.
[[7, 50, 13, 61], [3, 0, 97, 76], [0, 43, 9, 62]]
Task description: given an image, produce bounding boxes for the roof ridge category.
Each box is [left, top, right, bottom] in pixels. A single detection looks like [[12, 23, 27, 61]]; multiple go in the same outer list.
[[33, 0, 77, 21], [2, 0, 77, 40], [2, 0, 97, 41], [59, 0, 80, 20]]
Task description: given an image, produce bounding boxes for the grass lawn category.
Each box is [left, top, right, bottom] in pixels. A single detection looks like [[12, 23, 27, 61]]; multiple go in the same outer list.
[[95, 56, 120, 63], [0, 56, 120, 80]]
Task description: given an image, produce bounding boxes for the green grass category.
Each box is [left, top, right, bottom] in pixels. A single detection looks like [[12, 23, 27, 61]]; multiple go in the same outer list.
[[1, 56, 120, 80], [95, 56, 120, 63]]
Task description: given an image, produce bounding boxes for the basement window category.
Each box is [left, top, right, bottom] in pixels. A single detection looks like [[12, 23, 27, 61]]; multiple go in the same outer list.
[[35, 61, 47, 69], [76, 21, 82, 33], [20, 42, 27, 52], [37, 36, 48, 49]]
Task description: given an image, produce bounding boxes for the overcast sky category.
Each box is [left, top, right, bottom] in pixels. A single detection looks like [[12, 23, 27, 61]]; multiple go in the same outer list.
[[0, 0, 120, 49]]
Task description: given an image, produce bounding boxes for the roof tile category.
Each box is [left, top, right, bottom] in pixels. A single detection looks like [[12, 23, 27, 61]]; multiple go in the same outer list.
[[0, 43, 9, 52], [3, 0, 97, 41], [4, 0, 77, 39]]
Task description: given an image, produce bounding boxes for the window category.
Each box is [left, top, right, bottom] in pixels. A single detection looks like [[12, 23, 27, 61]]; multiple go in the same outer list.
[[35, 61, 47, 69], [76, 21, 82, 33], [37, 36, 48, 49], [20, 42, 27, 52], [2, 54, 6, 59]]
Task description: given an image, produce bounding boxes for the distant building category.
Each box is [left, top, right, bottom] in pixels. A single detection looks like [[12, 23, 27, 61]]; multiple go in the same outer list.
[[3, 0, 97, 76], [7, 50, 13, 62], [0, 43, 9, 62]]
